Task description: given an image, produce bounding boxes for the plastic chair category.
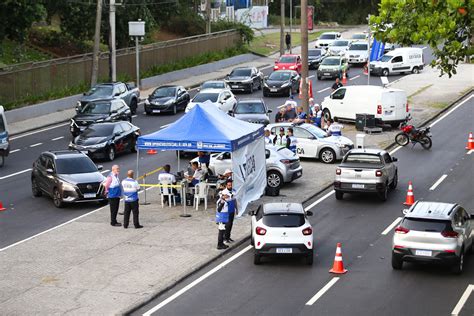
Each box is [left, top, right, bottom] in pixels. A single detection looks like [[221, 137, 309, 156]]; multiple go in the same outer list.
[[160, 180, 176, 208], [193, 182, 209, 211]]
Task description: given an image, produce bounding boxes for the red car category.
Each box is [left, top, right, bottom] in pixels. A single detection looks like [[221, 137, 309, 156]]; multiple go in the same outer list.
[[274, 54, 302, 73]]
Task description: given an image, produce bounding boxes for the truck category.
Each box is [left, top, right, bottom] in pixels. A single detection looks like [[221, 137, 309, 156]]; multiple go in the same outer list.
[[0, 106, 10, 167], [333, 148, 398, 201], [76, 82, 140, 115]]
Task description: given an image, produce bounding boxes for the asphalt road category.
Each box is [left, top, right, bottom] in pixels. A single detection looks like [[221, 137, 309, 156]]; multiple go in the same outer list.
[[0, 47, 433, 249], [133, 94, 474, 316]]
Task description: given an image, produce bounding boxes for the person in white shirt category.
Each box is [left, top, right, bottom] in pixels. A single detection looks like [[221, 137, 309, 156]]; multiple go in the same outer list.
[[264, 128, 275, 144], [158, 164, 177, 204], [327, 118, 344, 136], [273, 127, 288, 147], [186, 161, 203, 186]]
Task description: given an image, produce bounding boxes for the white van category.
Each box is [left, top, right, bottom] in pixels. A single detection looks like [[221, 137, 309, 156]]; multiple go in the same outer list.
[[321, 85, 409, 128], [0, 106, 10, 167], [369, 47, 424, 76]]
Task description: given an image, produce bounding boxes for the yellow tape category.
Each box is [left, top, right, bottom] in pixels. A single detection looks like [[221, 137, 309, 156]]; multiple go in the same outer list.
[[137, 166, 164, 181], [139, 183, 183, 188]]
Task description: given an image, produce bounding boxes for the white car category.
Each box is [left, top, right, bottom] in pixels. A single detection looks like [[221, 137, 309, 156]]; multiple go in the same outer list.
[[267, 123, 354, 164], [185, 88, 237, 113], [249, 202, 314, 265], [349, 32, 368, 43], [327, 39, 351, 56], [315, 32, 341, 49], [346, 41, 369, 64]]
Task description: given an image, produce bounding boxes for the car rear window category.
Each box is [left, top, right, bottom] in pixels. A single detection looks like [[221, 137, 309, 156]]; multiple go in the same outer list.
[[263, 213, 305, 227], [402, 218, 452, 232], [343, 154, 382, 164]]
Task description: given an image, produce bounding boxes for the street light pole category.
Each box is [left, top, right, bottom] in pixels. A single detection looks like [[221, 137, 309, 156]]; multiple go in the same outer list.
[[280, 0, 285, 56], [110, 0, 117, 82], [289, 0, 292, 54], [367, 14, 371, 85], [300, 0, 309, 113]]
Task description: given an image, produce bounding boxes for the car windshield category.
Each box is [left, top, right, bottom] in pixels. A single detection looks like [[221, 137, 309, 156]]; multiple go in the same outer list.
[[152, 87, 176, 98], [279, 56, 297, 63], [85, 85, 113, 97], [352, 34, 366, 40], [303, 124, 328, 138], [230, 69, 251, 77], [268, 72, 291, 81], [321, 58, 340, 66], [80, 102, 111, 114], [202, 82, 225, 89], [349, 44, 368, 51], [344, 154, 382, 164], [380, 55, 393, 62], [234, 102, 265, 114], [82, 125, 114, 137], [401, 218, 452, 232], [308, 50, 322, 56], [56, 157, 98, 174], [320, 34, 336, 40], [332, 40, 349, 47], [0, 116, 5, 133], [192, 92, 219, 103], [263, 213, 305, 227]]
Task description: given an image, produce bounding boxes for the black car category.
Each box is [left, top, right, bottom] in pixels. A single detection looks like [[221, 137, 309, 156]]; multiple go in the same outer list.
[[263, 70, 300, 97], [145, 85, 190, 115], [230, 99, 271, 125], [308, 49, 326, 69], [31, 150, 107, 208], [69, 122, 140, 161], [70, 99, 132, 137], [225, 67, 263, 93]]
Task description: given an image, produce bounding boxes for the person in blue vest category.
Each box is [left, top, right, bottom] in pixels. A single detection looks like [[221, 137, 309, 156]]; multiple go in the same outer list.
[[104, 165, 122, 227], [220, 179, 237, 244], [286, 127, 298, 153], [327, 118, 344, 136], [121, 170, 143, 229], [215, 191, 230, 250]]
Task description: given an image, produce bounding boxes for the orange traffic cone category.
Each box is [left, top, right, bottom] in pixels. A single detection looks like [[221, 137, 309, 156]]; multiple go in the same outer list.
[[363, 63, 368, 75], [146, 149, 157, 155], [341, 71, 347, 85], [465, 132, 474, 150], [0, 201, 6, 211], [403, 181, 415, 206], [308, 80, 313, 98], [329, 242, 347, 274]]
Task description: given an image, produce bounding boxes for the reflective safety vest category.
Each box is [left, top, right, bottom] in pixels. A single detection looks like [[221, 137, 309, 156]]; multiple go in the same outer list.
[[287, 135, 298, 153], [329, 123, 343, 136], [107, 173, 122, 198], [274, 135, 288, 147], [122, 178, 139, 202]]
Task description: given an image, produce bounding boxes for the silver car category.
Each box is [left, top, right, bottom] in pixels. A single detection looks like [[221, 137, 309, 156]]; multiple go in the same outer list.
[[392, 201, 474, 274]]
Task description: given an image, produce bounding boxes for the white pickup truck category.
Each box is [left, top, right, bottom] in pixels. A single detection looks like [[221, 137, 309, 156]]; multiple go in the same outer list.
[[334, 148, 398, 201]]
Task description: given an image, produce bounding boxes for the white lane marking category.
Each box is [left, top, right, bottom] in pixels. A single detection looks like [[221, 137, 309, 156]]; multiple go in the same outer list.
[[389, 145, 403, 156], [451, 284, 474, 316], [9, 149, 20, 154], [429, 174, 448, 191], [10, 122, 69, 140], [132, 115, 138, 118], [143, 245, 253, 315], [160, 123, 171, 129], [305, 191, 335, 211], [467, 149, 473, 155], [101, 169, 110, 174], [381, 217, 402, 235], [430, 94, 473, 128], [29, 142, 43, 148], [317, 87, 330, 93], [52, 136, 64, 141], [0, 168, 32, 180], [349, 75, 360, 81], [305, 277, 340, 306]]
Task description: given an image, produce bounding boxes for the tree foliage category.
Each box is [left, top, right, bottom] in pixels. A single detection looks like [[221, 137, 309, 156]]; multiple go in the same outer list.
[[0, 0, 45, 42], [371, 0, 472, 77]]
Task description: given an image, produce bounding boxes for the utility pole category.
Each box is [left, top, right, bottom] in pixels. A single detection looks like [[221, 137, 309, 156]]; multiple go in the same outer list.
[[280, 0, 285, 56], [206, 0, 211, 34], [300, 0, 309, 113], [109, 0, 117, 82], [91, 0, 102, 87], [367, 14, 371, 85], [289, 0, 292, 54]]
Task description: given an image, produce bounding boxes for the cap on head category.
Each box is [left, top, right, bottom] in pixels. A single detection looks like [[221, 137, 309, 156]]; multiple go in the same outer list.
[[279, 127, 285, 132], [224, 168, 232, 174]]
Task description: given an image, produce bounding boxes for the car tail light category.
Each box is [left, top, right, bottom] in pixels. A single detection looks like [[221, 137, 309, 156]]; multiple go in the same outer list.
[[256, 226, 267, 235], [394, 226, 409, 234], [302, 227, 312, 235], [280, 159, 291, 164], [444, 249, 456, 253], [336, 168, 341, 175], [441, 230, 459, 238], [393, 245, 405, 249], [406, 101, 409, 112], [377, 104, 382, 114], [375, 170, 383, 177]]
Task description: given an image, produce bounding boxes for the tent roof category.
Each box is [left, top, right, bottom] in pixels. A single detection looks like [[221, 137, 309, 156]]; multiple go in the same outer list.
[[137, 102, 264, 152]]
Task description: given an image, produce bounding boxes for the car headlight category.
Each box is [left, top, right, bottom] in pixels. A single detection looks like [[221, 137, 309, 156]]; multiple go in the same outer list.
[[263, 82, 269, 88], [165, 99, 174, 105], [88, 142, 108, 149], [145, 99, 150, 105], [76, 101, 81, 107], [104, 117, 112, 121], [96, 119, 105, 123], [336, 143, 346, 148], [242, 78, 253, 83], [0, 137, 6, 144], [61, 182, 77, 192], [281, 82, 290, 87]]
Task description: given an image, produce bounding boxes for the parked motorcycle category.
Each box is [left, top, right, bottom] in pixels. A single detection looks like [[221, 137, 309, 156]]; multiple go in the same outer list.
[[395, 120, 432, 150]]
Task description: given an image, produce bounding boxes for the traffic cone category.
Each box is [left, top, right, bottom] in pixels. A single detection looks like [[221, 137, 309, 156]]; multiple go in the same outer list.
[[465, 132, 474, 150], [308, 80, 313, 98], [363, 63, 368, 75], [329, 242, 347, 274], [341, 71, 347, 85], [0, 201, 6, 211], [146, 149, 157, 155], [403, 181, 415, 206]]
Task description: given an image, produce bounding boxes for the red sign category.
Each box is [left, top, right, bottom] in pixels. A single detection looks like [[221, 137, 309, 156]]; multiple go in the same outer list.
[[307, 6, 314, 30]]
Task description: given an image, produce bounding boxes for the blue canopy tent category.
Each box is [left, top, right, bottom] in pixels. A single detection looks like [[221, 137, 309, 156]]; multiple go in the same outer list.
[[136, 102, 266, 215]]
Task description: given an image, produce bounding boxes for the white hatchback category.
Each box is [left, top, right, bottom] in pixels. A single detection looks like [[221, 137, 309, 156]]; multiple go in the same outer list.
[[249, 202, 314, 265]]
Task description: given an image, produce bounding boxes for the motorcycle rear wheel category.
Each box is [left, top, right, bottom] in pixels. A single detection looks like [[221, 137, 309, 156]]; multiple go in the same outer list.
[[395, 133, 409, 147], [420, 136, 432, 150]]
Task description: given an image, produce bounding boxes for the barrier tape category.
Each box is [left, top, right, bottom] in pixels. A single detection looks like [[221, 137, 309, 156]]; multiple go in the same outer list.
[[139, 183, 183, 188], [137, 166, 164, 181]]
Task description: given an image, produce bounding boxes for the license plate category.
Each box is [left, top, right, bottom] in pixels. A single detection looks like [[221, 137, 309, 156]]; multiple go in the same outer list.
[[324, 73, 330, 76], [276, 248, 292, 254], [84, 193, 96, 198], [415, 250, 432, 256], [152, 109, 161, 113], [270, 88, 278, 92], [352, 184, 365, 189], [232, 85, 239, 88]]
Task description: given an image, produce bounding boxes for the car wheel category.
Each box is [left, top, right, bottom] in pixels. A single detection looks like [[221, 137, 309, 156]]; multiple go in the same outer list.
[[128, 115, 132, 123], [412, 66, 419, 74], [382, 68, 389, 76], [319, 148, 336, 164], [107, 146, 115, 161], [378, 184, 388, 202], [317, 75, 322, 80], [306, 252, 314, 265], [32, 178, 42, 197], [263, 91, 269, 97], [254, 253, 261, 265], [145, 110, 151, 115], [452, 250, 464, 274], [335, 190, 344, 200], [391, 254, 403, 270], [323, 109, 331, 122], [390, 171, 398, 190], [130, 99, 138, 115], [0, 155, 4, 168], [267, 170, 283, 189], [173, 104, 177, 115], [53, 188, 64, 208]]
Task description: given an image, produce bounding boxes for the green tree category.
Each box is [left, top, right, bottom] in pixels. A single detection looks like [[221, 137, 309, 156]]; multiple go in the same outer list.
[[0, 0, 45, 42], [371, 0, 472, 77]]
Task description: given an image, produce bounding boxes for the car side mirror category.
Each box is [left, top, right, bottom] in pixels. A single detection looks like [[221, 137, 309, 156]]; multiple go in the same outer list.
[[111, 110, 118, 114], [114, 92, 121, 97], [46, 168, 54, 174], [267, 109, 273, 113], [392, 157, 398, 162], [114, 132, 121, 137], [97, 165, 103, 171], [306, 211, 313, 216], [402, 209, 409, 215], [228, 110, 234, 116], [330, 94, 333, 99], [197, 88, 200, 92], [248, 210, 256, 216]]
